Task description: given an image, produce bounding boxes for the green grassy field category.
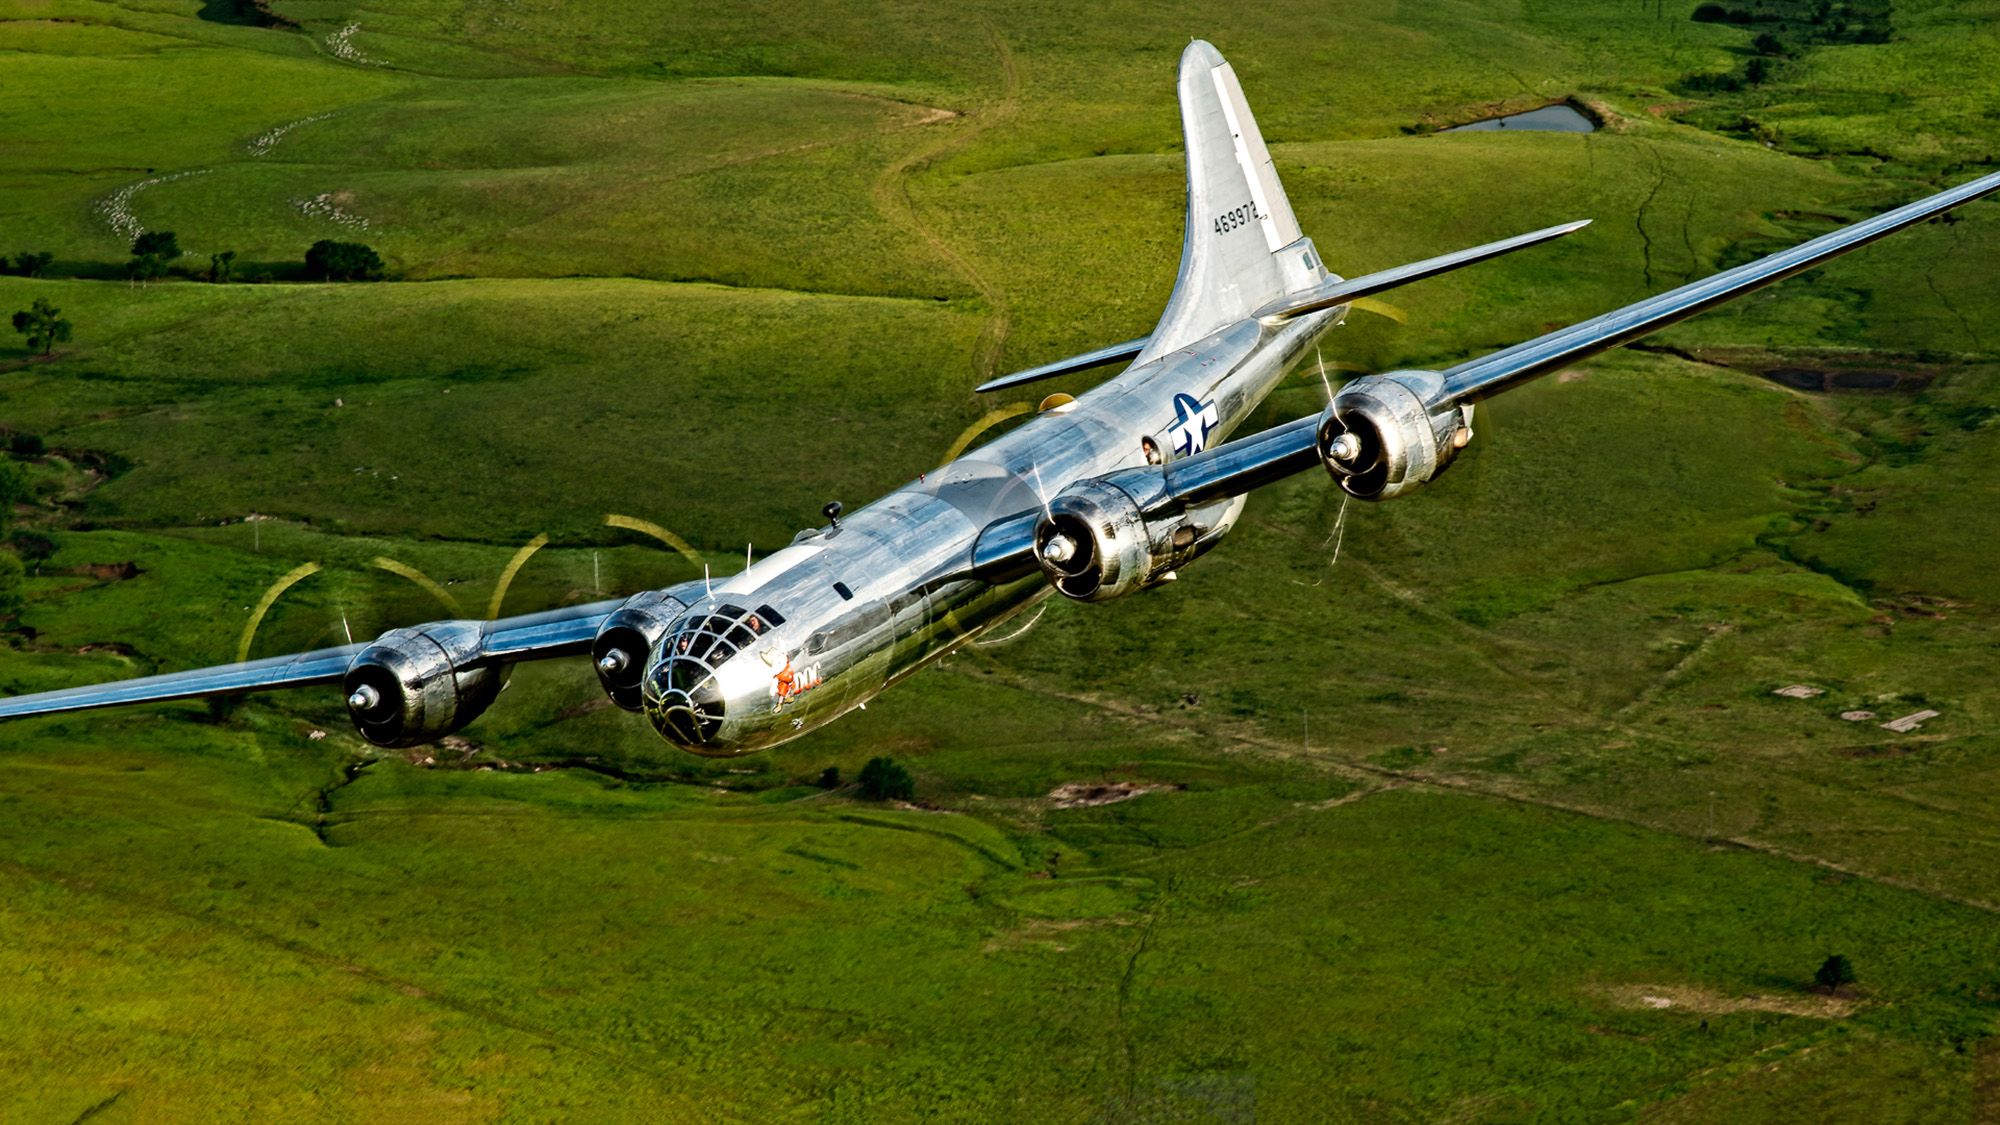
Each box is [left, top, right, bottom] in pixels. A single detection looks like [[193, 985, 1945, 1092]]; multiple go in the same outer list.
[[3, 0, 2000, 1119]]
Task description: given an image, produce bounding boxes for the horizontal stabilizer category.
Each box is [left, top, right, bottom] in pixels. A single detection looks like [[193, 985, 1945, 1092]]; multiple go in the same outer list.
[[1443, 169, 2000, 404], [976, 336, 1150, 394], [1253, 220, 1591, 324]]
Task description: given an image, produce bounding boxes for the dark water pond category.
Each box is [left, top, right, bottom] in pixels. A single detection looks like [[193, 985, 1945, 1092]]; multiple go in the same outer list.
[[1446, 105, 1596, 133], [1763, 367, 1919, 392]]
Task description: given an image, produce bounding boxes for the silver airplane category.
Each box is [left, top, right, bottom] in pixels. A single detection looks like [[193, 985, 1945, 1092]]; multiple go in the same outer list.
[[5, 41, 1998, 756]]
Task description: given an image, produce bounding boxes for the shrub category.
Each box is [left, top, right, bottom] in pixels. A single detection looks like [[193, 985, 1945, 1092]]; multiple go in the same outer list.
[[1815, 954, 1856, 991], [1681, 71, 1744, 93], [817, 766, 841, 790], [1691, 4, 1752, 22], [8, 432, 45, 457], [857, 757, 913, 801]]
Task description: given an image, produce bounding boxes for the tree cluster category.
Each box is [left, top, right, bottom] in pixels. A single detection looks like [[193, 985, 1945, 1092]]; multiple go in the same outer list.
[[9, 233, 387, 284], [306, 239, 383, 281], [128, 231, 180, 282], [5, 252, 53, 278], [1690, 0, 1889, 46]]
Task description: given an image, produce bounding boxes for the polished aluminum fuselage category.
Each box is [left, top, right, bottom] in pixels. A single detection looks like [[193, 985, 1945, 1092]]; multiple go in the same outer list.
[[657, 309, 1341, 755]]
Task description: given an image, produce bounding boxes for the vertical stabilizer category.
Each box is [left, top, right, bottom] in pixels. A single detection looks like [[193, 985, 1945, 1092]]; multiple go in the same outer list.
[[1137, 41, 1324, 363]]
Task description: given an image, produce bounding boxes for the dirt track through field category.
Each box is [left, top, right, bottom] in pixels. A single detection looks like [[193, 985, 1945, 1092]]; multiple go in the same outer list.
[[954, 657, 2000, 918], [871, 17, 1021, 384]]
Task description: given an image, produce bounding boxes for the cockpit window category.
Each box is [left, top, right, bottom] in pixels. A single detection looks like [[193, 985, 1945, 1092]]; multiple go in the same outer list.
[[662, 603, 779, 662]]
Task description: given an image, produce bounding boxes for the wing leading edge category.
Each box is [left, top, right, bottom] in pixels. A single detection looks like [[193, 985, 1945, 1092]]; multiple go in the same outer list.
[[1154, 169, 2000, 510], [1441, 169, 2000, 404], [0, 599, 625, 721]]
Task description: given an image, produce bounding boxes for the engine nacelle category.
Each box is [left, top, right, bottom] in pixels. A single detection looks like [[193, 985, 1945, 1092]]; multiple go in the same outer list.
[[1317, 370, 1473, 501], [590, 589, 697, 711], [1033, 469, 1236, 602], [342, 620, 505, 748]]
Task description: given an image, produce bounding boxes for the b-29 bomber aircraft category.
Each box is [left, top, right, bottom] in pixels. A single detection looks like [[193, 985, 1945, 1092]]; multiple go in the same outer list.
[[5, 41, 1998, 755]]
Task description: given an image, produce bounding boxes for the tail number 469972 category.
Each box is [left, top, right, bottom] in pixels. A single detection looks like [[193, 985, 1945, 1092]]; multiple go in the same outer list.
[[1213, 200, 1259, 235]]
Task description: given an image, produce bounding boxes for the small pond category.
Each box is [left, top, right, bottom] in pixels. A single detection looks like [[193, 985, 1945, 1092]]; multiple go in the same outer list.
[[1762, 367, 1922, 393], [1446, 105, 1596, 133]]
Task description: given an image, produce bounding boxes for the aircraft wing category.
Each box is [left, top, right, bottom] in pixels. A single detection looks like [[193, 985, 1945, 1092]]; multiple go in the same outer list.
[[1150, 168, 2000, 512], [0, 643, 366, 719], [1160, 414, 1322, 510], [0, 598, 625, 721], [1440, 168, 2000, 404]]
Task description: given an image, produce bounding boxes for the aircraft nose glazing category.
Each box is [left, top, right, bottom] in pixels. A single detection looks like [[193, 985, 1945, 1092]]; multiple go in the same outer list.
[[637, 600, 789, 750], [641, 654, 725, 745]]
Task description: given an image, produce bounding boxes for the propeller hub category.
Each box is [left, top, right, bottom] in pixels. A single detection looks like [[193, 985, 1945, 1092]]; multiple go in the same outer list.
[[1041, 536, 1077, 564], [597, 649, 628, 674], [1328, 431, 1363, 466], [347, 684, 379, 711]]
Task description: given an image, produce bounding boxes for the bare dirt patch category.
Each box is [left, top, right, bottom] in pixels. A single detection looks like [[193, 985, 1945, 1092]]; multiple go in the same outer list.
[[981, 915, 1139, 953], [1596, 982, 1856, 1019], [47, 561, 141, 581], [1047, 781, 1181, 809]]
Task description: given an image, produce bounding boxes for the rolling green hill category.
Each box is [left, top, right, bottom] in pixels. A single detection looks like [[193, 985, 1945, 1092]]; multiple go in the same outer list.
[[3, 0, 1999, 1119]]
